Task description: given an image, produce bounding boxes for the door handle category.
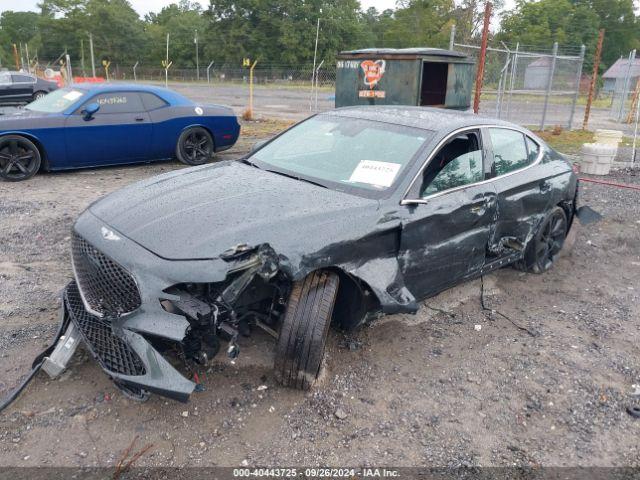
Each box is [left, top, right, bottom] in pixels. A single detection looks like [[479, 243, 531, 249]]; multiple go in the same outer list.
[[135, 117, 145, 122]]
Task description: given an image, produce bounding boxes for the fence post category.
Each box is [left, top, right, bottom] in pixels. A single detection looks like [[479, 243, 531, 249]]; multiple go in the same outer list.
[[207, 61, 214, 83], [540, 42, 558, 131], [133, 61, 139, 82], [506, 42, 519, 120], [618, 49, 636, 122], [449, 24, 456, 51], [89, 33, 96, 78], [568, 45, 586, 130]]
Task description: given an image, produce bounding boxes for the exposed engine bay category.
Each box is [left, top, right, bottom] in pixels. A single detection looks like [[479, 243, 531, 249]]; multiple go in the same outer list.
[[160, 244, 291, 368]]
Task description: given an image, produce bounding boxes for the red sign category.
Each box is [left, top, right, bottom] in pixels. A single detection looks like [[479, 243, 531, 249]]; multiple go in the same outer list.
[[360, 60, 386, 89]]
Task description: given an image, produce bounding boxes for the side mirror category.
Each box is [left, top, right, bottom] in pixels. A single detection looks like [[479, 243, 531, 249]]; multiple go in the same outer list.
[[81, 102, 100, 120], [250, 140, 267, 153]]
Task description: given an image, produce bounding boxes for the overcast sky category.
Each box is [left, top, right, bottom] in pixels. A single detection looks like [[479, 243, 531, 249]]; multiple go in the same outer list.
[[0, 0, 515, 17]]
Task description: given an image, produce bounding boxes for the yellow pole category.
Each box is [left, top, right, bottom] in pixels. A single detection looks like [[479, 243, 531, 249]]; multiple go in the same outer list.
[[249, 60, 258, 119]]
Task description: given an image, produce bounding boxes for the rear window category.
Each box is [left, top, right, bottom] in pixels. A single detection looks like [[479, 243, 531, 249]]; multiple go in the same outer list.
[[11, 74, 34, 83], [140, 92, 168, 110], [489, 128, 531, 176]]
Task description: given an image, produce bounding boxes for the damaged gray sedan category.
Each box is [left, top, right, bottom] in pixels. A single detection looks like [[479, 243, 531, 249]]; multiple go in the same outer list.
[[52, 106, 578, 402]]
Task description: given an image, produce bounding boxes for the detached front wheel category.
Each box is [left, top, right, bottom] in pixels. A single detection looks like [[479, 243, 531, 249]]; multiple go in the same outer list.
[[274, 271, 339, 390], [176, 127, 214, 166]]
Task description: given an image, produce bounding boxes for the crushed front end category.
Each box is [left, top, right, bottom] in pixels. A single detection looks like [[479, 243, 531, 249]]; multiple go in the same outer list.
[[59, 211, 289, 402]]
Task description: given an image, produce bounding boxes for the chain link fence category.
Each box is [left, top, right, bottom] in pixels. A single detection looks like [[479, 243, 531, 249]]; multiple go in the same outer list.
[[453, 41, 585, 131]]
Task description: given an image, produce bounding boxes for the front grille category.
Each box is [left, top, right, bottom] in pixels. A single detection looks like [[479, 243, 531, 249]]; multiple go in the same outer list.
[[65, 282, 146, 376], [71, 232, 141, 317]]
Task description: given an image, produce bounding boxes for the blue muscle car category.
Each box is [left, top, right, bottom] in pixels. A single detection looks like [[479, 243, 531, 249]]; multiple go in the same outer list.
[[0, 83, 240, 181]]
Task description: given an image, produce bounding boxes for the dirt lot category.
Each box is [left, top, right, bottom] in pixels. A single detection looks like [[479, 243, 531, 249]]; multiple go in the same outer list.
[[1, 118, 639, 472]]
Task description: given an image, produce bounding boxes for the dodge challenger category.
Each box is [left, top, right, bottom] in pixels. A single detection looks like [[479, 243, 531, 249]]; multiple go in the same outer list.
[[0, 83, 239, 181], [46, 106, 578, 402]]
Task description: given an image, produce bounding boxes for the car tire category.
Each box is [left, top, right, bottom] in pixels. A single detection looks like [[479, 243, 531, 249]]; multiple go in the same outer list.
[[32, 91, 47, 101], [0, 135, 41, 182], [274, 270, 340, 390], [517, 206, 568, 274], [176, 127, 214, 166]]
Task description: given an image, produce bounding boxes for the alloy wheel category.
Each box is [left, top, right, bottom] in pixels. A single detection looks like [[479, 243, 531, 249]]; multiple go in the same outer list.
[[182, 130, 212, 164], [0, 137, 40, 181], [534, 210, 567, 271]]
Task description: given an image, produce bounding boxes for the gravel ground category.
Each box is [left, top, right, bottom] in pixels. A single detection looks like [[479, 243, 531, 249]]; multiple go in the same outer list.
[[0, 119, 639, 472]]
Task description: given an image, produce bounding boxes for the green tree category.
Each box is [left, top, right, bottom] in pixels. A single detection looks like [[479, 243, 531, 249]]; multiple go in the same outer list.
[[146, 1, 208, 68], [382, 0, 455, 49]]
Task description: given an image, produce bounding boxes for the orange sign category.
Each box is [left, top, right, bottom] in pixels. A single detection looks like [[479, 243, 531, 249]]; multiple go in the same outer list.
[[360, 60, 386, 89]]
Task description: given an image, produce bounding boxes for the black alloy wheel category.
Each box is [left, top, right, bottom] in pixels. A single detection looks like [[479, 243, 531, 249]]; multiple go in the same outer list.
[[176, 127, 214, 166], [528, 207, 568, 273], [0, 135, 41, 182]]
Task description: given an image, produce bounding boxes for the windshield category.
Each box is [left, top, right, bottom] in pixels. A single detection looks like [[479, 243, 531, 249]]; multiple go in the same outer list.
[[26, 88, 86, 113], [249, 115, 433, 197]]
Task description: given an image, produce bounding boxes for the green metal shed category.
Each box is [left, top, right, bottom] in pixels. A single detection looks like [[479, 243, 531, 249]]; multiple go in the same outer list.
[[335, 48, 475, 110]]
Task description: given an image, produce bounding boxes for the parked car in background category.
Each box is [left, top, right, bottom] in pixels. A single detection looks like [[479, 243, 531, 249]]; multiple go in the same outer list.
[[55, 107, 579, 402], [0, 71, 58, 105], [0, 83, 240, 181]]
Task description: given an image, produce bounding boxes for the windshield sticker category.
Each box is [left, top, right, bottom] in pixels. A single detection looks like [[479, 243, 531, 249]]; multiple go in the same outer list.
[[348, 160, 401, 188], [63, 90, 83, 101]]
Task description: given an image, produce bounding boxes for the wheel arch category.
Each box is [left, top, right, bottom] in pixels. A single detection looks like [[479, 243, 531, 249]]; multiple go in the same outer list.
[[317, 266, 381, 331], [179, 124, 217, 151], [0, 132, 49, 171]]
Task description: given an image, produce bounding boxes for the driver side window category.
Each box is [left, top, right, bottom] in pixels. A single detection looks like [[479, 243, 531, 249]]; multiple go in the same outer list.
[[420, 131, 484, 198]]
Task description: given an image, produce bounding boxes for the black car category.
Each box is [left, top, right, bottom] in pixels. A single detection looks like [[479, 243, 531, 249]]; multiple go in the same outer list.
[[0, 71, 58, 105], [56, 106, 578, 402]]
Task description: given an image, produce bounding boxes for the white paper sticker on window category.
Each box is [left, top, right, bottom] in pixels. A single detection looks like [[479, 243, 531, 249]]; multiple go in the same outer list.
[[63, 90, 83, 101], [348, 160, 402, 188]]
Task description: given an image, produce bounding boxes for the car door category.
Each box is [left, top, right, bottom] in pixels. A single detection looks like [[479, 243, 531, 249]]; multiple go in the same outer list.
[[398, 128, 498, 300], [10, 74, 36, 102], [64, 91, 152, 167], [486, 127, 549, 249]]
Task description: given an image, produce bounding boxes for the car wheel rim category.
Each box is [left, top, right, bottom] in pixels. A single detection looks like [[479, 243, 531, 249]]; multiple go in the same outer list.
[[34, 93, 44, 99], [182, 131, 211, 163], [536, 211, 566, 270], [0, 139, 38, 180]]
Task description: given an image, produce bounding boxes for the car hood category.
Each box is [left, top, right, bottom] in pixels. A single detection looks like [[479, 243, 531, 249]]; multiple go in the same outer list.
[[89, 161, 382, 261], [0, 109, 58, 128]]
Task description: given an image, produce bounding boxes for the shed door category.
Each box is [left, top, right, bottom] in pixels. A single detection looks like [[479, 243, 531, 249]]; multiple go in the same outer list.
[[420, 62, 448, 106]]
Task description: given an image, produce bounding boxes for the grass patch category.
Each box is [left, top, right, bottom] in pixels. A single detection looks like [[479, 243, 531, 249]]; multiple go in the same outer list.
[[533, 129, 595, 155]]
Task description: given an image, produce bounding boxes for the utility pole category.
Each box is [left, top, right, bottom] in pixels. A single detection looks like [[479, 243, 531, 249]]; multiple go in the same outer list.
[[583, 29, 605, 130], [473, 2, 492, 114], [310, 12, 321, 111], [89, 33, 96, 78], [195, 29, 199, 81]]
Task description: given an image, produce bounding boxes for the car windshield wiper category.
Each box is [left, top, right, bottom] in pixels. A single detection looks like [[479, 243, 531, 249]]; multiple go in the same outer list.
[[263, 168, 328, 189]]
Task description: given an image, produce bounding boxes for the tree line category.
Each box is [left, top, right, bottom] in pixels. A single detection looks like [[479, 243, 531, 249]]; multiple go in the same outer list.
[[0, 0, 638, 74]]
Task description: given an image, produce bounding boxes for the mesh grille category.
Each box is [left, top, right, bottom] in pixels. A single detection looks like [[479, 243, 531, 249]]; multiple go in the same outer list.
[[65, 282, 146, 376], [71, 232, 141, 317]]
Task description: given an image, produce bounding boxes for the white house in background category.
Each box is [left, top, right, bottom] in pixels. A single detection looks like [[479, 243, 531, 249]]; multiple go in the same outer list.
[[602, 57, 640, 93], [524, 57, 554, 90]]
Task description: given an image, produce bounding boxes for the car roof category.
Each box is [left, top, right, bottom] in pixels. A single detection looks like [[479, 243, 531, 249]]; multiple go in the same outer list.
[[328, 106, 518, 133], [66, 83, 193, 105]]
